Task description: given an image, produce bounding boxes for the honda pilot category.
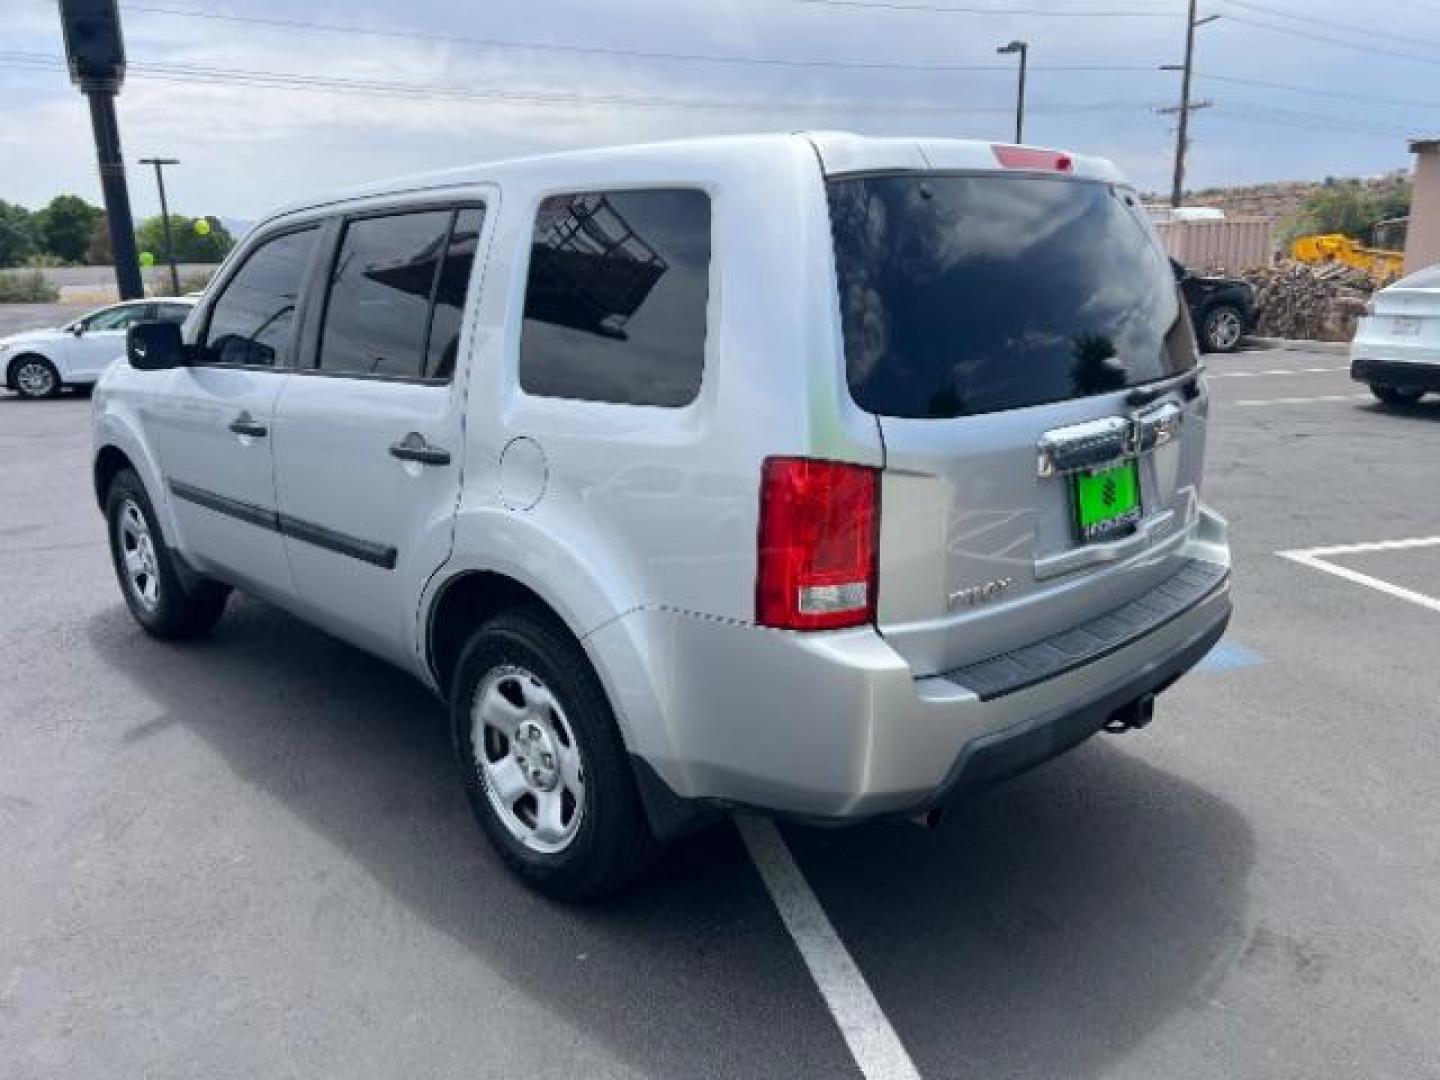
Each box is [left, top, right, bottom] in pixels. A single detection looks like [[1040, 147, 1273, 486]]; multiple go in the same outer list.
[[92, 133, 1232, 898]]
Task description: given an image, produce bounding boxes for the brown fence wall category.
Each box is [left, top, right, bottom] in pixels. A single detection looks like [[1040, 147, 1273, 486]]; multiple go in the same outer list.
[[1154, 219, 1273, 272]]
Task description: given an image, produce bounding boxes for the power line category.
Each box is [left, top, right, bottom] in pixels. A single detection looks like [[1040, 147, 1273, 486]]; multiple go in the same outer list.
[[0, 52, 1164, 115], [1196, 71, 1440, 110], [793, 0, 1179, 14], [118, 4, 1151, 75], [1223, 0, 1440, 53], [1209, 103, 1416, 139], [1220, 13, 1440, 66]]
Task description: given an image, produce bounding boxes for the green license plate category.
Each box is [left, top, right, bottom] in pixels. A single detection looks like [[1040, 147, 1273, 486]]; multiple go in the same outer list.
[[1072, 459, 1142, 543]]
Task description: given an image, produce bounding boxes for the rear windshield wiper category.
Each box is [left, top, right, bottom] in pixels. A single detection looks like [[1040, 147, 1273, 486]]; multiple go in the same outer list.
[[1127, 367, 1203, 407]]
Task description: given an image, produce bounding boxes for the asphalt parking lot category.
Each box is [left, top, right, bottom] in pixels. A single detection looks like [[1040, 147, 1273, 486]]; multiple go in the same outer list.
[[2, 343, 1438, 1079]]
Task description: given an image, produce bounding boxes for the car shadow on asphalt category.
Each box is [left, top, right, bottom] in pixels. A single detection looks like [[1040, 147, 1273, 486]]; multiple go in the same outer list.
[[87, 595, 1254, 1079], [86, 596, 859, 1078], [1357, 398, 1440, 423], [783, 738, 1256, 1079]]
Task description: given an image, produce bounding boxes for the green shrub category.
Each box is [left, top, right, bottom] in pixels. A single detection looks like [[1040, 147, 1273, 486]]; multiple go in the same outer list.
[[0, 270, 60, 303]]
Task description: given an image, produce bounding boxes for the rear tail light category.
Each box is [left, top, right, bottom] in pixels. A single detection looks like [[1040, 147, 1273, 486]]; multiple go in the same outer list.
[[756, 457, 879, 631], [992, 144, 1074, 172]]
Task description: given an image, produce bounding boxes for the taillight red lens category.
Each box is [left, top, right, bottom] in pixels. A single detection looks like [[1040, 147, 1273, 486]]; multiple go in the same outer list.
[[992, 144, 1074, 172], [756, 457, 879, 631]]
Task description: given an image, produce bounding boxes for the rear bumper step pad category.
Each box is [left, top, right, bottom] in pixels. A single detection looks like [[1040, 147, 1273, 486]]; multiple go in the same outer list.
[[945, 559, 1230, 701]]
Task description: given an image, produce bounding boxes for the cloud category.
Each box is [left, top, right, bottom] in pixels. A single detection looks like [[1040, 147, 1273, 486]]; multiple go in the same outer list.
[[0, 0, 1427, 215]]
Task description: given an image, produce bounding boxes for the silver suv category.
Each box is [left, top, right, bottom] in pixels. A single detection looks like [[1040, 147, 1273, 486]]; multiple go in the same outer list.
[[93, 133, 1231, 898]]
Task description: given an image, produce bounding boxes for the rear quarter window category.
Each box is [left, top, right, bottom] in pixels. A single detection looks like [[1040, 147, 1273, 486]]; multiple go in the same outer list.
[[519, 188, 711, 407]]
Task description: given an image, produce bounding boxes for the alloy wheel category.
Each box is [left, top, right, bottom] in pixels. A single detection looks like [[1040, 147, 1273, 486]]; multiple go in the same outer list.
[[118, 499, 161, 611], [472, 664, 586, 854], [15, 360, 56, 398], [1208, 308, 1243, 351]]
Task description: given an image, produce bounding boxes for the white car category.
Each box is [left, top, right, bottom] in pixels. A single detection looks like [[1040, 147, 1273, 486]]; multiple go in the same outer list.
[[2, 298, 195, 399], [1351, 263, 1440, 405]]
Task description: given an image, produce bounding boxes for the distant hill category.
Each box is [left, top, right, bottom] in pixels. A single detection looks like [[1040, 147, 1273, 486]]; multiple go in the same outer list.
[[1145, 171, 1411, 227]]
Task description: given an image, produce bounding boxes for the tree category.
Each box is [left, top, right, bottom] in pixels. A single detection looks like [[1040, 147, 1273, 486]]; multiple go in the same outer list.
[[134, 213, 235, 264], [34, 194, 104, 264], [0, 200, 38, 268], [1282, 180, 1413, 245]]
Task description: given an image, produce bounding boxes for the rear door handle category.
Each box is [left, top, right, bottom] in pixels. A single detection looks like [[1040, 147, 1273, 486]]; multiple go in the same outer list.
[[388, 432, 450, 466], [228, 412, 268, 438]]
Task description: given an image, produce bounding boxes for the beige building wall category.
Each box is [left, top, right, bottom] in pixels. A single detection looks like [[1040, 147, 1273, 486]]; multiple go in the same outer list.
[[1406, 139, 1440, 274]]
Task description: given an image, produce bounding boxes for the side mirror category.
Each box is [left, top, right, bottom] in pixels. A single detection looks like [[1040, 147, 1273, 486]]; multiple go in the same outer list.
[[127, 320, 187, 371], [71, 323, 85, 336]]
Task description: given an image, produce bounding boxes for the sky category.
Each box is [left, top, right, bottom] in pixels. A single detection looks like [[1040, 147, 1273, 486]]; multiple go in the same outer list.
[[1, 0, 1436, 221]]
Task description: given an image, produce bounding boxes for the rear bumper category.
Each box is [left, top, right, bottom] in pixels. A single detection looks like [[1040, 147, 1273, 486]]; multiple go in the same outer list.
[[1351, 355, 1440, 392], [589, 507, 1232, 824]]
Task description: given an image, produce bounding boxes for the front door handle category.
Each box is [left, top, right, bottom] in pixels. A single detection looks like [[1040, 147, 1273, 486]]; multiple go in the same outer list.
[[228, 412, 268, 438], [388, 432, 450, 466]]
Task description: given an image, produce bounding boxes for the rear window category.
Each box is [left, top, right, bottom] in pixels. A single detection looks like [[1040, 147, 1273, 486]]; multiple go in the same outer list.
[[828, 174, 1193, 419]]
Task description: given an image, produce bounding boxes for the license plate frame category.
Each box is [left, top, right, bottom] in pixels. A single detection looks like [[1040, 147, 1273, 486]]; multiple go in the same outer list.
[[1071, 458, 1142, 544]]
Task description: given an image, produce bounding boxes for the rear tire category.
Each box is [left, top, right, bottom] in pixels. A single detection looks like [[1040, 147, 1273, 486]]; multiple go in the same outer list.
[[1370, 383, 1424, 406], [105, 468, 230, 639], [9, 355, 60, 399], [450, 608, 656, 900], [1200, 304, 1245, 354]]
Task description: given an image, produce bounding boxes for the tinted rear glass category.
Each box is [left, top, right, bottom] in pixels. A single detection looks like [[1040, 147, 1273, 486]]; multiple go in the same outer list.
[[828, 174, 1193, 419], [519, 189, 710, 407]]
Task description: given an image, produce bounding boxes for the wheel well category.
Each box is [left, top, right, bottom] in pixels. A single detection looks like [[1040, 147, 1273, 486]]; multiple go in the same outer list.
[[1204, 300, 1242, 320], [427, 571, 565, 698], [93, 445, 135, 511]]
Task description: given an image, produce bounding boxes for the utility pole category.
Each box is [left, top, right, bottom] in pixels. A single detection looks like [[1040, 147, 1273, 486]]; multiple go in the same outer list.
[[140, 157, 180, 296], [996, 40, 1029, 143], [1160, 1, 1219, 208], [58, 0, 143, 300]]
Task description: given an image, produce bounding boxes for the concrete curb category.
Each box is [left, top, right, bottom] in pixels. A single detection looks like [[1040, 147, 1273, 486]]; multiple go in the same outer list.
[[1244, 336, 1351, 356]]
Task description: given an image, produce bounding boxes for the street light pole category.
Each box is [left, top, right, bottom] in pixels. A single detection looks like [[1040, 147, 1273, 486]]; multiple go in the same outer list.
[[996, 40, 1029, 143], [59, 0, 143, 300], [140, 157, 180, 296]]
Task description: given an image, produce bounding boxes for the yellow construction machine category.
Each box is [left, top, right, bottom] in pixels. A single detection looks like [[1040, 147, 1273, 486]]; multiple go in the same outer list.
[[1290, 233, 1405, 282]]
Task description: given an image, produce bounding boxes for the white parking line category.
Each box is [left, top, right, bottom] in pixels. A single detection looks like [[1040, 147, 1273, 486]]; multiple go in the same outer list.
[[737, 816, 922, 1080], [1229, 394, 1369, 407], [1278, 536, 1440, 615], [1208, 366, 1347, 378]]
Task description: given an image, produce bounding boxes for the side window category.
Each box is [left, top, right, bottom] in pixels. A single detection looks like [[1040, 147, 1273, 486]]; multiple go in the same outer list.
[[424, 208, 484, 381], [519, 189, 710, 407], [152, 303, 192, 324], [86, 305, 147, 332], [316, 209, 458, 380], [202, 228, 318, 367]]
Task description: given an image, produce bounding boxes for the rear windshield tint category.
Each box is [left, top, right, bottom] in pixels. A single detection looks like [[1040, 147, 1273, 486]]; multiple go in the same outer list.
[[828, 174, 1194, 419]]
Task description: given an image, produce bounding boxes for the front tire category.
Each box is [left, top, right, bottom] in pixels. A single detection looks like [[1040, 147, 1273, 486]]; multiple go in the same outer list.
[[10, 355, 61, 399], [1370, 383, 1424, 406], [105, 468, 230, 639], [1200, 304, 1245, 353], [451, 609, 656, 899]]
